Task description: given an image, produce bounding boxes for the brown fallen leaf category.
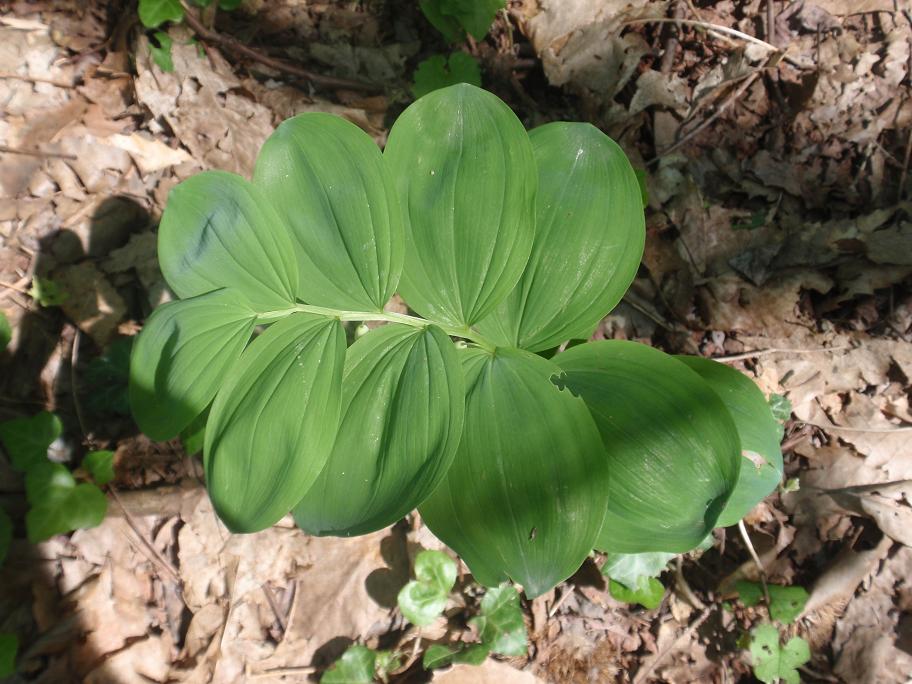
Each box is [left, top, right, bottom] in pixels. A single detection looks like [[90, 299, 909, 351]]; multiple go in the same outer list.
[[54, 261, 127, 347], [434, 660, 546, 683]]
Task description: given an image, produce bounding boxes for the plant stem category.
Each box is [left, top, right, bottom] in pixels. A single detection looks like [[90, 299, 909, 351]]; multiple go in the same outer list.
[[257, 304, 496, 351]]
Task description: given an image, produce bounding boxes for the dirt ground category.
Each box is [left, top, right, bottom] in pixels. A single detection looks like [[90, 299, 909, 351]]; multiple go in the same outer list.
[[1, 0, 911, 682]]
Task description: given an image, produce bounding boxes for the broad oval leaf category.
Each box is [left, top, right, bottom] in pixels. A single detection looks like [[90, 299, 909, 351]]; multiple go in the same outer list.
[[553, 341, 740, 554], [0, 411, 62, 472], [253, 113, 404, 311], [129, 289, 257, 441], [204, 314, 345, 533], [384, 83, 537, 328], [419, 347, 607, 598], [478, 122, 645, 351], [158, 170, 298, 311], [675, 356, 784, 527], [293, 323, 464, 536], [24, 462, 107, 543]]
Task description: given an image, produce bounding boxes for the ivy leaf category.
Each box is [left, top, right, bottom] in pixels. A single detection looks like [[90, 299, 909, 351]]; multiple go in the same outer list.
[[28, 276, 67, 307], [750, 624, 810, 684], [25, 462, 107, 542], [0, 411, 62, 472], [608, 577, 665, 610], [397, 550, 457, 626], [412, 52, 481, 98], [84, 450, 115, 486], [0, 508, 11, 567], [138, 0, 184, 28], [601, 552, 675, 589], [422, 643, 489, 669], [0, 311, 10, 352], [83, 337, 132, 418], [150, 32, 174, 72], [737, 582, 809, 624], [321, 645, 376, 684], [768, 393, 792, 423], [0, 633, 17, 678], [470, 584, 527, 656]]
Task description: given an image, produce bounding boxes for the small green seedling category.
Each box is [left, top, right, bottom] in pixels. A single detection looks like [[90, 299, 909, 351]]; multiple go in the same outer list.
[[129, 84, 785, 599], [321, 645, 384, 684], [138, 0, 245, 71], [412, 52, 481, 98], [83, 450, 116, 487], [28, 277, 66, 307], [397, 550, 457, 626], [749, 624, 810, 684], [602, 552, 675, 610]]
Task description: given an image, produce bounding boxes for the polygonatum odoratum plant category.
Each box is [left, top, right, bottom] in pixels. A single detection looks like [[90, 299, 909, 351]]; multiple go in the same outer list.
[[129, 84, 783, 597]]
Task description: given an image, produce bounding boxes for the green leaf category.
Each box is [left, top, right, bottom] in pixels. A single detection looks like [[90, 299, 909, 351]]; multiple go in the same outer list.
[[553, 341, 741, 554], [770, 585, 809, 623], [25, 462, 107, 542], [253, 113, 404, 311], [601, 552, 675, 589], [769, 393, 792, 423], [478, 122, 645, 351], [423, 644, 457, 669], [321, 645, 376, 684], [0, 411, 62, 472], [420, 0, 506, 40], [0, 311, 10, 352], [736, 579, 763, 607], [138, 0, 184, 28], [397, 550, 458, 626], [180, 409, 208, 456], [0, 633, 17, 678], [205, 314, 345, 533], [608, 577, 665, 610], [470, 584, 527, 656], [634, 168, 649, 207], [129, 289, 257, 441], [385, 84, 537, 328], [150, 32, 174, 72], [675, 356, 783, 527], [420, 348, 606, 598], [412, 52, 482, 98], [750, 624, 810, 684], [83, 338, 132, 417], [422, 642, 489, 669], [28, 276, 67, 307], [157, 170, 299, 312], [373, 650, 401, 678], [419, 0, 463, 42], [293, 324, 464, 536], [84, 450, 115, 486], [0, 508, 11, 567]]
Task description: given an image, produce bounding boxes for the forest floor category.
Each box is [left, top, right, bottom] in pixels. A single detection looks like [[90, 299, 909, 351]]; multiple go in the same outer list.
[[1, 1, 911, 682]]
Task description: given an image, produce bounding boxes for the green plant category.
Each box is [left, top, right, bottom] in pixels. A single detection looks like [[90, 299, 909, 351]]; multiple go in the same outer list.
[[321, 645, 399, 684], [138, 0, 244, 71], [419, 0, 505, 42], [129, 83, 784, 598], [748, 624, 810, 684], [397, 550, 457, 626], [601, 551, 675, 609], [412, 52, 481, 98]]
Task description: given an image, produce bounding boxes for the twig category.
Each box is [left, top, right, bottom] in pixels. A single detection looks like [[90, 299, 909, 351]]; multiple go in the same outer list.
[[261, 584, 287, 634], [632, 604, 713, 684], [712, 343, 853, 363], [247, 665, 317, 680], [798, 420, 912, 434], [660, 2, 685, 75], [548, 585, 575, 617], [109, 486, 182, 583], [0, 71, 75, 88], [622, 18, 780, 54], [738, 520, 770, 607], [0, 145, 77, 160], [69, 328, 91, 446], [179, 3, 378, 92], [0, 279, 31, 296], [674, 556, 706, 610]]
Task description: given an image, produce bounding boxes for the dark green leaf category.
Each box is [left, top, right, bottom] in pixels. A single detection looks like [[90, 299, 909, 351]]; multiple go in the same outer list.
[[157, 170, 299, 312], [675, 356, 783, 527], [553, 341, 741, 553], [608, 577, 665, 609], [29, 276, 67, 307], [180, 409, 208, 456], [84, 450, 115, 486], [420, 0, 505, 40], [0, 411, 62, 472], [83, 337, 132, 417], [601, 552, 675, 589], [0, 633, 17, 678], [423, 644, 457, 669], [0, 508, 11, 567], [420, 347, 606, 598], [138, 0, 184, 28], [150, 32, 174, 72], [253, 113, 404, 311], [0, 311, 10, 352], [750, 624, 809, 684], [397, 550, 457, 626], [412, 52, 482, 98], [418, 0, 463, 42], [736, 579, 763, 607], [470, 584, 527, 656], [205, 314, 345, 533], [321, 645, 375, 684], [293, 324, 464, 536], [129, 289, 257, 441], [478, 122, 645, 351], [385, 84, 537, 328], [219, 0, 244, 9], [25, 462, 107, 542]]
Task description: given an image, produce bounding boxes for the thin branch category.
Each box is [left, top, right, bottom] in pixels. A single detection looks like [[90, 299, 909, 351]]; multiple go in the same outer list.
[[0, 71, 75, 88], [712, 343, 853, 363], [738, 520, 770, 607], [622, 17, 780, 54], [799, 420, 912, 434], [0, 145, 77, 160], [109, 486, 182, 583], [69, 328, 90, 445]]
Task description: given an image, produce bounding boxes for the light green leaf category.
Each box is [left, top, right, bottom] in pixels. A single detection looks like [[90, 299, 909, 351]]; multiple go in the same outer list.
[[385, 83, 537, 328], [29, 276, 67, 307], [553, 341, 741, 554], [129, 289, 257, 441], [0, 411, 62, 472], [0, 311, 10, 352], [750, 624, 810, 684], [412, 52, 482, 98], [138, 0, 184, 28], [601, 552, 675, 589], [479, 122, 645, 352], [420, 347, 606, 598], [293, 324, 464, 536], [608, 576, 665, 609], [0, 508, 11, 567], [25, 462, 107, 542], [253, 113, 404, 311], [397, 550, 458, 626], [158, 170, 298, 312], [321, 645, 376, 684], [0, 633, 16, 678], [736, 579, 763, 607], [84, 450, 115, 486], [423, 644, 457, 669], [205, 314, 345, 533], [180, 410, 208, 456], [675, 356, 783, 527], [738, 583, 809, 624], [470, 584, 527, 656], [150, 32, 174, 72], [769, 393, 792, 423]]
